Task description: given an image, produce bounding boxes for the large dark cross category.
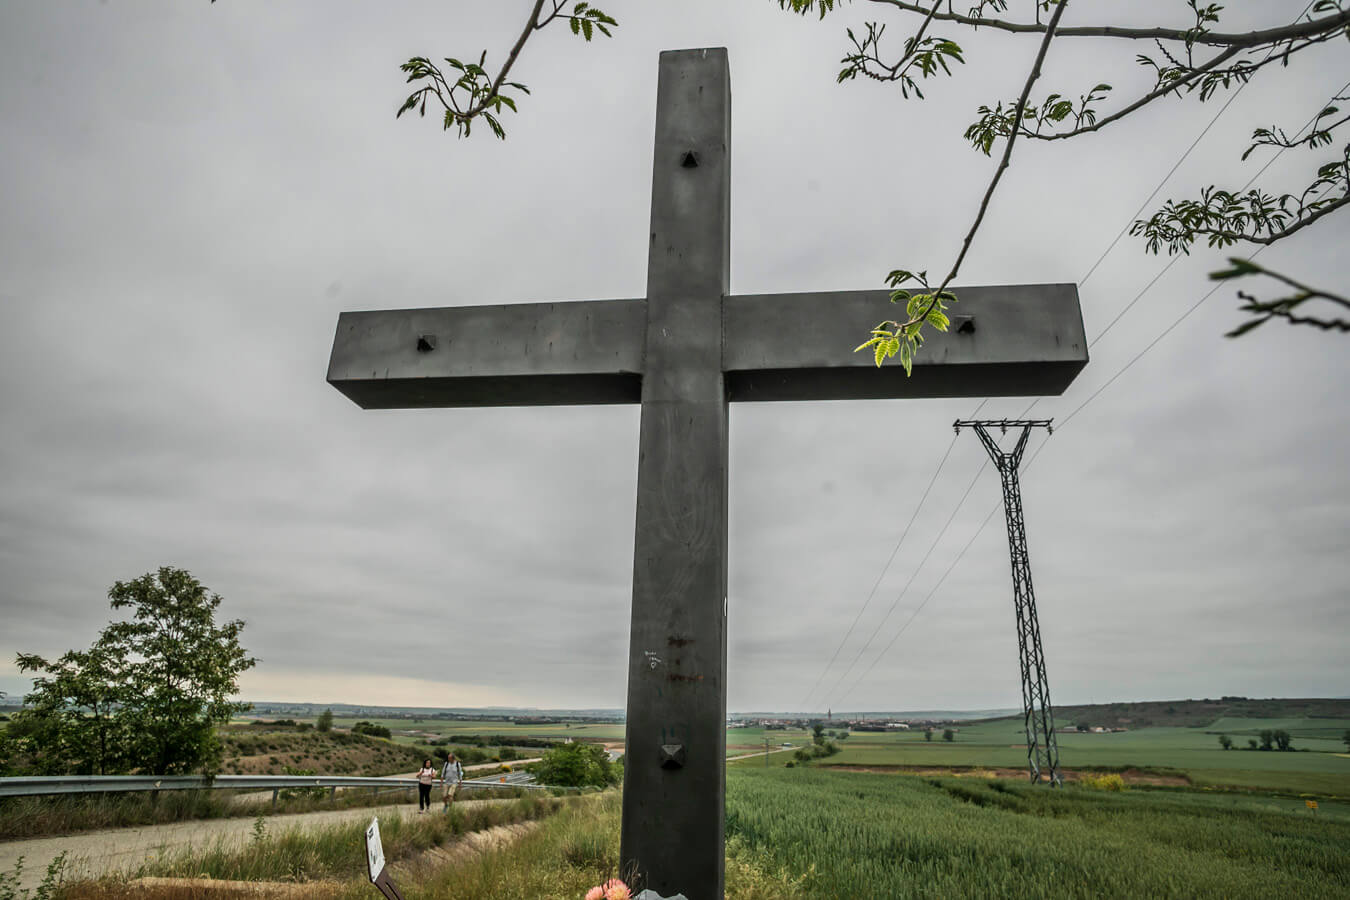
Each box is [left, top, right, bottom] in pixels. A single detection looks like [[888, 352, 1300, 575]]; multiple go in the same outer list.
[[327, 47, 1087, 900]]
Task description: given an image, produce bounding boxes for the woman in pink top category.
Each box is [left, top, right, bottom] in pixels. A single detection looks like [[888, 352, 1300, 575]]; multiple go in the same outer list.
[[416, 758, 435, 812]]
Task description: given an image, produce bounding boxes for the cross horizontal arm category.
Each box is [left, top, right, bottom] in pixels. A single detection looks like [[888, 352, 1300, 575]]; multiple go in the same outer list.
[[722, 284, 1087, 401], [327, 298, 647, 408]]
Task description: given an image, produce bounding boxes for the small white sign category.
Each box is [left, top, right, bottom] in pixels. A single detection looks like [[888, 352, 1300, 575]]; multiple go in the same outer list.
[[365, 817, 386, 883]]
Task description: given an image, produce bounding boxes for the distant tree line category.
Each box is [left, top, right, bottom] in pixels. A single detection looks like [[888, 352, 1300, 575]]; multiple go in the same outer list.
[[1217, 730, 1298, 752], [0, 568, 255, 777]]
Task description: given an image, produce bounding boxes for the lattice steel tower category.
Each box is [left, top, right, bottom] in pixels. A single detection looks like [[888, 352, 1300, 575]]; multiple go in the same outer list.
[[955, 418, 1062, 785]]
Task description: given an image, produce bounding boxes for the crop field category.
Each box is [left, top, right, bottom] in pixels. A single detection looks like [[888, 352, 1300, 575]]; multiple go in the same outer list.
[[725, 768, 1350, 898], [749, 717, 1350, 796]]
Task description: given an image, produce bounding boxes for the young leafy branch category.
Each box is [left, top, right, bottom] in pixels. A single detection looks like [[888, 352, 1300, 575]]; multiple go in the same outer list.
[[1214, 258, 1350, 336], [1131, 148, 1350, 255], [780, 0, 1350, 364], [856, 0, 1072, 372], [395, 1, 617, 140]]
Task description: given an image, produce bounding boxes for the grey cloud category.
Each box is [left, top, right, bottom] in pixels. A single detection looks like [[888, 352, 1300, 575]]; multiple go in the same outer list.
[[2, 0, 1345, 711]]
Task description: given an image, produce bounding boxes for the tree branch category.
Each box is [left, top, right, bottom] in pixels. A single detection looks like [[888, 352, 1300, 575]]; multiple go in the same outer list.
[[860, 0, 1072, 371], [1233, 192, 1350, 244], [862, 0, 1350, 48], [1017, 31, 1339, 143]]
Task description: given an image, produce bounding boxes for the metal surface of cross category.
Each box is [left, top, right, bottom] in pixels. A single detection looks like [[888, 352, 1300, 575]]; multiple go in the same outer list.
[[327, 48, 1087, 900]]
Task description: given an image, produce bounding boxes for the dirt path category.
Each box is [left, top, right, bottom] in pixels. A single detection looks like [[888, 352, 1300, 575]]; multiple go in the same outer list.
[[726, 746, 797, 763], [0, 799, 499, 891]]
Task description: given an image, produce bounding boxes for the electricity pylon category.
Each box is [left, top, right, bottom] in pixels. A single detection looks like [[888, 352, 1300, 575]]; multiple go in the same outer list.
[[954, 418, 1062, 785]]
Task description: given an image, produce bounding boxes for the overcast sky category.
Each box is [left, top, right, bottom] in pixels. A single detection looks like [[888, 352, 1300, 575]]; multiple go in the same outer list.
[[1, 0, 1346, 714]]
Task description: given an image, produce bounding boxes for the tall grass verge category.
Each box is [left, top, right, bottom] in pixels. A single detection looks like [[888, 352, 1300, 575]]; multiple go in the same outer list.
[[380, 791, 806, 900], [132, 795, 562, 884]]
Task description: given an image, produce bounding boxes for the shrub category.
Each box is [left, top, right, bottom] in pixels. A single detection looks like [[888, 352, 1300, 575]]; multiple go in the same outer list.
[[1080, 773, 1127, 792], [534, 742, 614, 789]]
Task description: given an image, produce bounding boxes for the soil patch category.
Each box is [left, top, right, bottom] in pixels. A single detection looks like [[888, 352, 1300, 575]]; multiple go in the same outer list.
[[826, 764, 1191, 786]]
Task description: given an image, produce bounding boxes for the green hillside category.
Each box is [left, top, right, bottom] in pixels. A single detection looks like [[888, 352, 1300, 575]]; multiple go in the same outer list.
[[1049, 697, 1350, 729]]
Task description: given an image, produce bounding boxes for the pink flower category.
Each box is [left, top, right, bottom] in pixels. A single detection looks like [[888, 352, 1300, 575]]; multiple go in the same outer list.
[[603, 879, 632, 900], [585, 888, 605, 900]]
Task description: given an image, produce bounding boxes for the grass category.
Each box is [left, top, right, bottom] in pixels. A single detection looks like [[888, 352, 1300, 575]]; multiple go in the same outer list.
[[52, 771, 1350, 899], [128, 795, 565, 885], [57, 791, 804, 900], [756, 716, 1350, 796], [724, 768, 1350, 898]]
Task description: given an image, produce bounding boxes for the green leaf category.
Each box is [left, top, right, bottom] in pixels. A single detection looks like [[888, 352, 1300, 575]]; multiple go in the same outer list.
[[874, 340, 886, 367], [899, 340, 913, 376], [1210, 257, 1260, 280], [1225, 318, 1266, 338]]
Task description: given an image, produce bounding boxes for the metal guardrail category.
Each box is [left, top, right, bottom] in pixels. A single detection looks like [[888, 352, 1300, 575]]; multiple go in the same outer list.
[[0, 775, 417, 798], [0, 773, 569, 799]]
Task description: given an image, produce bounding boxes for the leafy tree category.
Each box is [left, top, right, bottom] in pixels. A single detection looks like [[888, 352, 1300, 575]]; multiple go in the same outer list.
[[534, 741, 614, 788], [1343, 729, 1350, 752], [1273, 729, 1293, 751], [15, 641, 129, 775], [1218, 734, 1233, 750], [352, 721, 392, 739], [811, 721, 826, 744], [1247, 738, 1259, 750], [1259, 729, 1275, 751], [316, 708, 334, 733], [942, 728, 955, 742], [362, 0, 1349, 367], [12, 567, 255, 776], [101, 568, 256, 775], [924, 729, 934, 742]]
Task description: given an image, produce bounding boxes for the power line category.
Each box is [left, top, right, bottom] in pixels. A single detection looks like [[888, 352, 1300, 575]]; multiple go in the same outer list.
[[1086, 79, 1349, 351], [1076, 0, 1319, 290], [1077, 85, 1253, 287], [817, 456, 990, 710], [798, 431, 960, 709], [819, 24, 1338, 709], [834, 80, 1347, 703]]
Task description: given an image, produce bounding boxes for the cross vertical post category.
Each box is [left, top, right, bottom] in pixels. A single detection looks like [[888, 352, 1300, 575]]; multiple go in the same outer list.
[[955, 419, 1062, 785], [327, 45, 1089, 899], [621, 48, 731, 899]]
